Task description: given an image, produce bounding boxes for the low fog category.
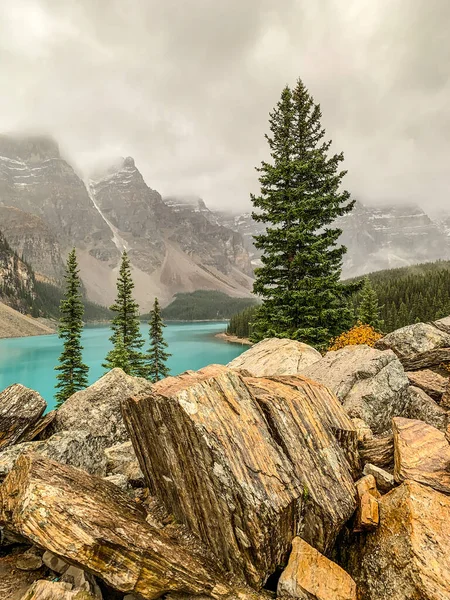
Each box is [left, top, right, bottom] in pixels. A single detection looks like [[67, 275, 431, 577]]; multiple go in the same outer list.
[[0, 0, 449, 212]]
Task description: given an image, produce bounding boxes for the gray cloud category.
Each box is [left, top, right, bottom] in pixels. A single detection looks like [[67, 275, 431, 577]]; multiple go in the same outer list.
[[0, 0, 449, 212]]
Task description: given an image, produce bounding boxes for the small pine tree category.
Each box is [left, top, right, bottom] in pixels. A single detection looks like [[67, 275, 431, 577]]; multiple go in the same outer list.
[[358, 277, 384, 331], [55, 249, 89, 406], [105, 334, 131, 372], [146, 297, 171, 382], [103, 252, 146, 376], [251, 79, 360, 347]]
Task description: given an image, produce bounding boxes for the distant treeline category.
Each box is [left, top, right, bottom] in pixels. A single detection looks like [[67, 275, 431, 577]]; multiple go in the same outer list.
[[227, 260, 450, 339], [34, 281, 113, 322], [148, 290, 257, 321]]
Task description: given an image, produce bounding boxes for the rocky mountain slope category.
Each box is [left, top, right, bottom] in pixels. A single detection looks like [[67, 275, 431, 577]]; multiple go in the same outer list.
[[2, 320, 450, 598], [0, 135, 253, 310], [0, 301, 54, 338], [0, 206, 65, 284], [0, 230, 36, 313], [217, 202, 450, 277]]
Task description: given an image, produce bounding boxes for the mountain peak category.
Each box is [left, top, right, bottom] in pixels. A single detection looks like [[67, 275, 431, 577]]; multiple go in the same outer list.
[[0, 134, 60, 162]]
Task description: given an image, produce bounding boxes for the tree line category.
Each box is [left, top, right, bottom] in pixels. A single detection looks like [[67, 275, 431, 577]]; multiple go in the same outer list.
[[228, 261, 450, 340], [157, 290, 257, 321], [55, 250, 170, 406]]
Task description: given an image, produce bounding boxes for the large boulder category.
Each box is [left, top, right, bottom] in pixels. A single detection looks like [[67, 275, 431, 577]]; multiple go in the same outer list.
[[0, 454, 263, 600], [393, 417, 450, 494], [376, 323, 450, 370], [345, 481, 450, 599], [0, 430, 107, 480], [300, 345, 410, 434], [277, 537, 357, 600], [122, 366, 357, 587], [376, 322, 450, 359], [49, 368, 153, 448], [0, 385, 46, 451], [228, 338, 321, 377]]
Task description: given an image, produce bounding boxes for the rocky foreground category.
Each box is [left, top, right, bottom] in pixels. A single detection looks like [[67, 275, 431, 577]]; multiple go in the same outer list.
[[2, 319, 450, 599]]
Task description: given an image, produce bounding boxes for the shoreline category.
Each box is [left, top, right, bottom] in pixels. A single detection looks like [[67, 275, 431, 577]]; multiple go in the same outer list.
[[215, 332, 253, 346]]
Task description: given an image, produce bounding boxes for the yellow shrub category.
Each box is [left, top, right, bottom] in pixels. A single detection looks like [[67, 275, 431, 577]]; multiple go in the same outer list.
[[328, 323, 383, 352]]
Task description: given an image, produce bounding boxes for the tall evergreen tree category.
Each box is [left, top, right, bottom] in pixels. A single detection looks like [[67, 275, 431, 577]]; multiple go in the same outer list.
[[55, 249, 89, 406], [358, 277, 384, 331], [103, 252, 146, 376], [146, 297, 171, 382], [251, 79, 360, 347]]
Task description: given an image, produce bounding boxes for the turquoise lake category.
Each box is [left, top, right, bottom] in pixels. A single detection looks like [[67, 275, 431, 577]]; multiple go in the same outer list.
[[0, 322, 246, 410]]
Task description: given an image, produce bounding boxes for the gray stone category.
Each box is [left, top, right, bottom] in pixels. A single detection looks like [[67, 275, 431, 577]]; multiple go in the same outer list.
[[102, 473, 129, 491], [301, 345, 410, 435], [228, 338, 321, 377], [61, 565, 103, 598], [376, 323, 450, 359], [104, 440, 144, 486], [42, 550, 69, 574], [363, 464, 395, 494], [0, 384, 46, 451], [405, 386, 449, 432], [49, 369, 153, 449], [0, 430, 107, 479]]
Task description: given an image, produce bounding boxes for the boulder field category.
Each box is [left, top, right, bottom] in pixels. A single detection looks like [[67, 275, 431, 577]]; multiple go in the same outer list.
[[1, 322, 450, 599]]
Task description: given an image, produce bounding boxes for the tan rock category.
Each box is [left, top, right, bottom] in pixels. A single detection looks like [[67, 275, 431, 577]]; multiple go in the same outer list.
[[346, 481, 450, 599], [278, 537, 357, 600], [104, 440, 144, 486], [393, 417, 450, 493], [228, 337, 321, 377], [441, 378, 450, 408], [0, 385, 46, 451], [354, 475, 380, 531], [0, 453, 264, 600], [407, 369, 448, 400], [358, 434, 394, 469], [352, 418, 373, 443], [123, 366, 357, 587], [19, 580, 96, 599]]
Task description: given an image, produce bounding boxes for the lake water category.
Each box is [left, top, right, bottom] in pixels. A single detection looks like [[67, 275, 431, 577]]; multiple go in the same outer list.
[[0, 322, 246, 410]]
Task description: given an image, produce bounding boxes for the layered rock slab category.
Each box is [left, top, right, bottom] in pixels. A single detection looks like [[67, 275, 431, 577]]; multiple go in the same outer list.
[[0, 385, 46, 450], [278, 537, 357, 600], [393, 417, 450, 493], [122, 366, 357, 587], [300, 345, 410, 434], [0, 453, 262, 600], [228, 338, 321, 377], [346, 481, 450, 600]]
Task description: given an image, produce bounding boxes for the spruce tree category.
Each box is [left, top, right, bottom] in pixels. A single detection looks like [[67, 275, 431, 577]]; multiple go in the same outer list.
[[251, 79, 360, 347], [103, 252, 146, 376], [55, 249, 89, 406], [146, 297, 171, 382], [105, 334, 131, 372], [358, 277, 384, 331]]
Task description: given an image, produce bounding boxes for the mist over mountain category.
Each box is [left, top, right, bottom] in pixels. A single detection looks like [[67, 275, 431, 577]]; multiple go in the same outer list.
[[0, 135, 253, 310]]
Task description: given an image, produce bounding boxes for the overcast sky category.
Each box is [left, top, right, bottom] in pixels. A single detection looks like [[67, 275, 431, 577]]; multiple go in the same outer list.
[[0, 0, 449, 212]]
